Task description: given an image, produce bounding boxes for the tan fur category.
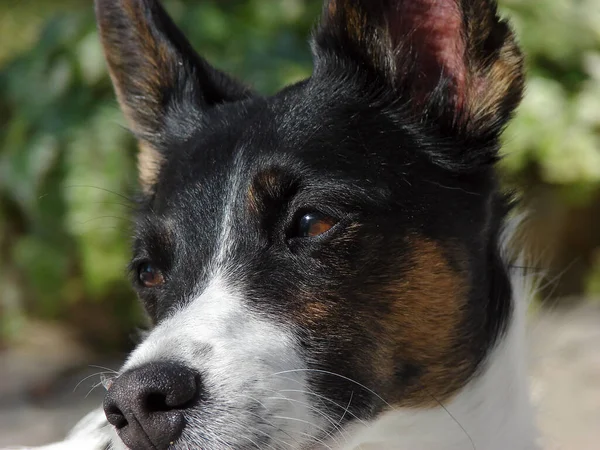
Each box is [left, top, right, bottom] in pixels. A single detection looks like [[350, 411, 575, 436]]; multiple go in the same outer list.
[[246, 168, 287, 215], [96, 0, 182, 192], [246, 183, 259, 215], [301, 301, 332, 325], [328, 0, 337, 16], [345, 4, 367, 43], [381, 237, 472, 406], [137, 141, 164, 193], [97, 0, 178, 137], [466, 37, 524, 128]]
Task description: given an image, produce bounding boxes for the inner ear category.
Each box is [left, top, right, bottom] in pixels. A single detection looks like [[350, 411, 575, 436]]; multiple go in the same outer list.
[[314, 0, 524, 136], [95, 0, 253, 190]]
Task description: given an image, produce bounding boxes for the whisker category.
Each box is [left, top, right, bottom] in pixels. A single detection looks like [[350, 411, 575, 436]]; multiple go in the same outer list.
[[184, 419, 230, 448], [425, 179, 481, 196], [237, 393, 271, 412], [79, 215, 134, 225], [538, 257, 580, 299], [337, 390, 354, 427], [76, 226, 130, 233], [241, 407, 299, 445], [85, 381, 104, 399], [264, 393, 346, 445], [263, 384, 351, 442], [277, 385, 369, 427], [90, 201, 136, 210], [240, 431, 262, 450], [296, 430, 335, 450], [271, 420, 335, 450], [272, 369, 391, 408], [422, 385, 476, 450], [273, 375, 369, 427], [73, 371, 113, 392], [508, 264, 544, 272], [88, 364, 119, 374], [63, 185, 135, 204], [272, 415, 337, 444], [243, 423, 291, 450]]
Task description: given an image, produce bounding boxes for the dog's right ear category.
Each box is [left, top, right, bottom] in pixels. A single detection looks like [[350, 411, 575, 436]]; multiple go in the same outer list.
[[95, 0, 252, 190]]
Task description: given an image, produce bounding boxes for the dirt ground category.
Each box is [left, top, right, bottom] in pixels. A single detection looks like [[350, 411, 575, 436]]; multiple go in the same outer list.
[[1, 301, 599, 449], [530, 301, 600, 450]]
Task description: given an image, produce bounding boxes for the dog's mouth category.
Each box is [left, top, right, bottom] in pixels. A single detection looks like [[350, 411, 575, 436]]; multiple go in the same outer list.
[[105, 400, 343, 450], [100, 359, 352, 450]]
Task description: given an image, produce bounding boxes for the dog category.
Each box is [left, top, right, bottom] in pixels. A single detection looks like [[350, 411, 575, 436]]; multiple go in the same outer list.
[[17, 0, 537, 449]]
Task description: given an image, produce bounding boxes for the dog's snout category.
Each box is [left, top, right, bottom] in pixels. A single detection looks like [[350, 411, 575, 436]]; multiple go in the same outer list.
[[103, 362, 200, 450]]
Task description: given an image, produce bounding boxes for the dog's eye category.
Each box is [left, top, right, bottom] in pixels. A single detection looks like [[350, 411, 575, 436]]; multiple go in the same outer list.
[[138, 262, 165, 288], [296, 212, 336, 238]]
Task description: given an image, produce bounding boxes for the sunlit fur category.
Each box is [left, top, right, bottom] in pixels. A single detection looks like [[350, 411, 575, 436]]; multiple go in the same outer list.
[[15, 0, 538, 449]]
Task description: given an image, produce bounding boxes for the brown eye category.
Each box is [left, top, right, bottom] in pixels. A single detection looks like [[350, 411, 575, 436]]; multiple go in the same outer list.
[[297, 212, 336, 238], [138, 262, 165, 287]]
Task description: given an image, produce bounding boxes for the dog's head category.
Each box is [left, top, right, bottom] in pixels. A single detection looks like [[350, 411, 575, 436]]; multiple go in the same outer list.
[[95, 0, 524, 448]]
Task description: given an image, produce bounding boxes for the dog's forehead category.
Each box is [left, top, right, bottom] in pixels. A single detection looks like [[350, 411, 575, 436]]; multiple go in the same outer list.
[[156, 83, 417, 202]]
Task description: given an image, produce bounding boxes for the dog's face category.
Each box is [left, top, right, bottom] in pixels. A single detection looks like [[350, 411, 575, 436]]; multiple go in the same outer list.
[[96, 0, 524, 449]]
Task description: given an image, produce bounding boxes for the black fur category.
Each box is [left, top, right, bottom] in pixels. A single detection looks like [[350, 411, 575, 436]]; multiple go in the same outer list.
[[96, 0, 523, 446]]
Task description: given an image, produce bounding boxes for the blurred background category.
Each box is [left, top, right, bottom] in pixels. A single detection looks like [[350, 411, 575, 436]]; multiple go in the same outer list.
[[0, 0, 599, 448]]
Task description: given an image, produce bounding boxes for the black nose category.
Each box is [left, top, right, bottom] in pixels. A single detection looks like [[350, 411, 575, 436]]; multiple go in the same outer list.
[[103, 361, 200, 450]]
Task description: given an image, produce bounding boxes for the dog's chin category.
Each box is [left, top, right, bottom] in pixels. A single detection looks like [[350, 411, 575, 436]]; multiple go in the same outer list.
[[154, 406, 327, 450], [108, 413, 340, 450], [167, 427, 333, 450]]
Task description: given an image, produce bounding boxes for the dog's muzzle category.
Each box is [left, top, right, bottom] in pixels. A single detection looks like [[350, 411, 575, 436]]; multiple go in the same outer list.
[[103, 361, 200, 450]]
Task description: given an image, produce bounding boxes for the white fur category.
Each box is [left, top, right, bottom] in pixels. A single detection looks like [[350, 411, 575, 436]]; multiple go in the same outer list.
[[212, 153, 243, 273], [4, 409, 120, 450]]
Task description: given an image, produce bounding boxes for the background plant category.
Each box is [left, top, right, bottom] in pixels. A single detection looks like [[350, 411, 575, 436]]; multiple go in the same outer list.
[[1, 0, 599, 348]]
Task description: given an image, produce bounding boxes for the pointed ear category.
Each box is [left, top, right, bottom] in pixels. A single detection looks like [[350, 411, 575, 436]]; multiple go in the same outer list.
[[95, 0, 252, 190], [314, 0, 524, 137]]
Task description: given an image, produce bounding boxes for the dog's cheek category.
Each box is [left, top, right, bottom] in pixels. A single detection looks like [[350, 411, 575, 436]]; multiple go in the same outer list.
[[376, 237, 474, 407], [285, 224, 395, 419], [294, 235, 475, 416], [290, 289, 389, 420]]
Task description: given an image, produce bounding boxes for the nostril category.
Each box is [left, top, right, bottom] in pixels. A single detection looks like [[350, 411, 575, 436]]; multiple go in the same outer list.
[[144, 372, 200, 412], [145, 392, 169, 413], [104, 404, 128, 429]]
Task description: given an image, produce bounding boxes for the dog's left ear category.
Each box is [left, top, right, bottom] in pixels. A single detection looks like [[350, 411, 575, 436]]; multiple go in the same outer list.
[[95, 0, 252, 190], [314, 0, 524, 140]]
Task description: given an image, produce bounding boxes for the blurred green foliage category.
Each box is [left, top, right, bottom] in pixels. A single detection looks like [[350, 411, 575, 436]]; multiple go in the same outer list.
[[1, 0, 599, 345], [501, 0, 600, 193]]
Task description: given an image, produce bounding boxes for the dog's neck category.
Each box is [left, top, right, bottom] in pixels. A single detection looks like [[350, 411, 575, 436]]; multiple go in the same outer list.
[[337, 272, 537, 450]]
